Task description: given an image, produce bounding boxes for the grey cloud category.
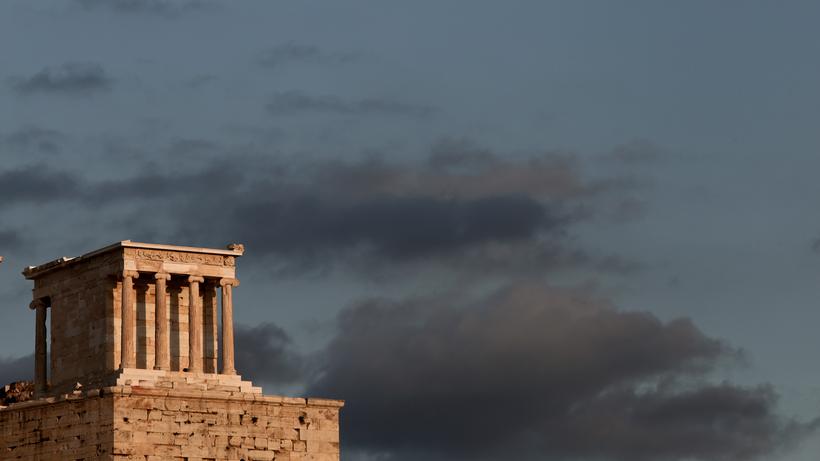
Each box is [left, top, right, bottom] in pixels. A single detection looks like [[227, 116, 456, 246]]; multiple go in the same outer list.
[[0, 156, 241, 210], [0, 139, 640, 276], [234, 323, 303, 388], [72, 0, 213, 17], [0, 354, 32, 386], [10, 62, 112, 95], [307, 283, 812, 461], [171, 150, 610, 274], [258, 42, 358, 69], [266, 91, 436, 119], [89, 162, 606, 276], [307, 152, 593, 201], [165, 138, 221, 158], [86, 159, 239, 204], [1, 126, 66, 155], [226, 194, 562, 265], [0, 164, 81, 207], [0, 229, 24, 250]]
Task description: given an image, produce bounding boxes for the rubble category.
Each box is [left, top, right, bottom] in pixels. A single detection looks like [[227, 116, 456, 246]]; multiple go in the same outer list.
[[0, 381, 34, 406]]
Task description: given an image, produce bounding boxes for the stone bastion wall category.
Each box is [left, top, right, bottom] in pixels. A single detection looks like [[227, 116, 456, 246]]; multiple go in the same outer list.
[[0, 373, 342, 461]]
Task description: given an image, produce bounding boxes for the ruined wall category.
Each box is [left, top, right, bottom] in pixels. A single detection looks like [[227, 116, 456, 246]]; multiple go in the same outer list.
[[0, 392, 115, 460], [0, 384, 342, 461]]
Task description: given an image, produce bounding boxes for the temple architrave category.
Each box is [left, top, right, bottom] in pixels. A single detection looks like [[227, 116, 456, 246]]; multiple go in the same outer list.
[[0, 241, 343, 460]]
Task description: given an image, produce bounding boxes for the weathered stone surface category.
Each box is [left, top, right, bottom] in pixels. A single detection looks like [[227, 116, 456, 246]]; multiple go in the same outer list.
[[0, 384, 343, 460], [5, 241, 343, 460], [22, 241, 244, 393]]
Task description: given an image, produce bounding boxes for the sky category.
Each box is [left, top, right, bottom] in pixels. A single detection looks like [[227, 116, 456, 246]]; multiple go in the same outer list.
[[2, 1, 820, 460]]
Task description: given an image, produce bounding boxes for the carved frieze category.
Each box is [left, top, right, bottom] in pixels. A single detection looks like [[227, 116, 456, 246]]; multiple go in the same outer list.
[[126, 248, 235, 267]]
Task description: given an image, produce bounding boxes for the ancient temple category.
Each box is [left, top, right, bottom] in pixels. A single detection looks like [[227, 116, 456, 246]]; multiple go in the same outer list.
[[0, 241, 343, 460]]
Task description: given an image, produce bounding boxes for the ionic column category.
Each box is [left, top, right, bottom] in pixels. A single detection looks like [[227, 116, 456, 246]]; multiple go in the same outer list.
[[219, 278, 239, 375], [187, 275, 205, 373], [202, 282, 218, 373], [154, 273, 171, 371], [121, 271, 139, 369], [29, 299, 48, 395]]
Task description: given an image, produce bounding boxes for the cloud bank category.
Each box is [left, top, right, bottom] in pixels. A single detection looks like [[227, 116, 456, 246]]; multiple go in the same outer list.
[[0, 140, 640, 277], [72, 0, 213, 17], [10, 62, 112, 95], [304, 283, 814, 461]]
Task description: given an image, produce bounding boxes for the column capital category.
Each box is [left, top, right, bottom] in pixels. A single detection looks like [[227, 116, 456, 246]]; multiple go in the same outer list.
[[219, 278, 240, 287], [29, 298, 48, 310], [123, 270, 140, 279], [154, 272, 172, 281], [188, 275, 205, 283]]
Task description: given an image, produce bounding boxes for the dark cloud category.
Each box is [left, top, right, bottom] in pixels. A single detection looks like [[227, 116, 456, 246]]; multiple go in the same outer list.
[[258, 42, 358, 69], [307, 283, 813, 461], [168, 149, 623, 275], [1, 126, 66, 155], [0, 229, 24, 250], [0, 155, 234, 209], [234, 323, 303, 388], [229, 194, 559, 261], [72, 0, 213, 17], [10, 62, 112, 95], [266, 91, 436, 118], [0, 139, 640, 276], [305, 150, 593, 201], [0, 164, 81, 207], [85, 158, 239, 204], [0, 354, 32, 386]]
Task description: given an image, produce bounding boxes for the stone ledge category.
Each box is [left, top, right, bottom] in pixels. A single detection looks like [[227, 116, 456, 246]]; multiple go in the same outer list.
[[307, 397, 346, 408], [0, 385, 343, 413]]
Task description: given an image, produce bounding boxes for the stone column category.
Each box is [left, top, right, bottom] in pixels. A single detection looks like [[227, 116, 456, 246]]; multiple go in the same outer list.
[[29, 299, 48, 395], [154, 273, 171, 371], [121, 271, 139, 369], [219, 278, 239, 375], [187, 275, 205, 373], [202, 282, 218, 373]]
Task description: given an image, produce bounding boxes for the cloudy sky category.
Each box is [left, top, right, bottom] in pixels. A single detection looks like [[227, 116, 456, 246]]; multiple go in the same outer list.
[[3, 1, 820, 460]]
